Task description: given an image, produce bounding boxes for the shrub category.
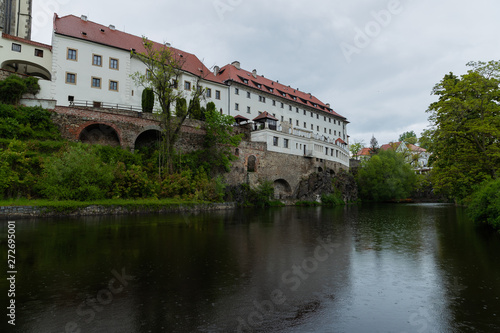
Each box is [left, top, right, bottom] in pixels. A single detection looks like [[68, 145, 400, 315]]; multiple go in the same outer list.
[[0, 75, 39, 104], [111, 162, 157, 199], [467, 178, 500, 230], [321, 190, 345, 206], [39, 144, 114, 200]]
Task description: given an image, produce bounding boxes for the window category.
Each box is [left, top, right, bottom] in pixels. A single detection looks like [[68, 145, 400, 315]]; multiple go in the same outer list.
[[317, 126, 320, 131], [296, 120, 299, 126], [311, 124, 313, 130], [281, 103, 284, 109], [317, 114, 319, 119], [146, 69, 152, 79], [334, 119, 337, 125], [324, 116, 327, 121], [259, 96, 265, 103], [67, 48, 77, 60], [329, 118, 332, 123], [247, 91, 251, 98], [184, 81, 191, 90], [91, 77, 101, 88], [35, 49, 43, 57], [247, 106, 251, 114], [311, 112, 313, 118], [109, 58, 119, 70], [284, 139, 289, 148], [206, 88, 212, 98], [235, 103, 239, 111], [215, 90, 221, 100], [334, 130, 337, 136], [325, 147, 329, 155], [172, 80, 178, 89], [12, 43, 21, 52], [296, 107, 299, 113], [93, 54, 102, 66], [329, 129, 332, 135], [281, 116, 284, 122], [289, 105, 292, 111], [273, 136, 279, 146], [109, 80, 118, 91], [66, 72, 76, 84], [304, 122, 306, 128], [289, 118, 292, 124], [303, 110, 306, 115], [272, 100, 276, 106], [235, 87, 239, 95]]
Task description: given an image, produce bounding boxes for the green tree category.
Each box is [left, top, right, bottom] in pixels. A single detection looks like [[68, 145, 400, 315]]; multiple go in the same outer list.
[[131, 37, 207, 175], [426, 60, 500, 200], [141, 88, 154, 113], [369, 135, 379, 155], [0, 75, 40, 104], [357, 149, 417, 201], [467, 178, 500, 230], [202, 102, 243, 175], [349, 140, 365, 160], [398, 130, 417, 145]]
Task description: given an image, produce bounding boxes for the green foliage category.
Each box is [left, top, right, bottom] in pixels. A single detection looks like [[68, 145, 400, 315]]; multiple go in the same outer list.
[[39, 144, 114, 200], [175, 97, 187, 118], [357, 149, 417, 201], [398, 131, 417, 145], [225, 181, 276, 207], [426, 60, 500, 200], [467, 178, 500, 230], [349, 141, 364, 159], [321, 190, 345, 206], [200, 103, 243, 175], [111, 162, 157, 199], [141, 88, 154, 113], [0, 140, 40, 199], [189, 97, 203, 120], [0, 75, 40, 104], [0, 104, 60, 140]]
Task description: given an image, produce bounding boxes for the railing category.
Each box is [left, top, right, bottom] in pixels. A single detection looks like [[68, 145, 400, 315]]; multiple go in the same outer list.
[[70, 100, 143, 112]]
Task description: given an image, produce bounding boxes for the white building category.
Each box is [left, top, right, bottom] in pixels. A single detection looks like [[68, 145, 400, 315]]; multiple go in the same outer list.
[[50, 14, 228, 112], [1, 13, 351, 168]]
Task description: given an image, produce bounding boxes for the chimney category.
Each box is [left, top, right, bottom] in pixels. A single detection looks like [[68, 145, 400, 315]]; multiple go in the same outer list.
[[213, 65, 220, 76], [231, 61, 240, 70], [81, 15, 87, 21], [252, 69, 257, 78], [109, 24, 115, 30]]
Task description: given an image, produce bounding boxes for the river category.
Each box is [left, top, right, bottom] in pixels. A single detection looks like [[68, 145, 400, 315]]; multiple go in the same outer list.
[[1, 203, 499, 332]]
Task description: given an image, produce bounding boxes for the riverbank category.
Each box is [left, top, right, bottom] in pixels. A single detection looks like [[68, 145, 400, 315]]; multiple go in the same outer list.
[[0, 199, 236, 219]]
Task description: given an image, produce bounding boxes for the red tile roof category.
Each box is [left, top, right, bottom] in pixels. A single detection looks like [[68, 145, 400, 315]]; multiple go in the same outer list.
[[2, 33, 52, 50], [335, 138, 347, 145], [253, 111, 278, 122], [216, 63, 346, 120], [53, 14, 221, 84], [355, 147, 371, 156]]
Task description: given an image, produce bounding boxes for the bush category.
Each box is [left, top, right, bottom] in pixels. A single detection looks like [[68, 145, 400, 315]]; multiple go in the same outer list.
[[467, 178, 500, 230], [0, 104, 60, 140], [111, 162, 157, 199], [39, 144, 114, 200], [321, 190, 345, 206], [0, 75, 39, 104]]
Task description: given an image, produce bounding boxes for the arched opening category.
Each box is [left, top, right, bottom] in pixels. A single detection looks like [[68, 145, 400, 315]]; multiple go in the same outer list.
[[273, 179, 292, 199], [79, 124, 120, 147], [1, 60, 52, 80], [235, 148, 240, 156], [318, 167, 324, 173], [134, 129, 162, 151], [247, 155, 257, 173]]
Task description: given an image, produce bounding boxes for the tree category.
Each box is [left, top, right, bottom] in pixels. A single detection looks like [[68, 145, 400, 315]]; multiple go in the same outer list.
[[398, 130, 417, 145], [0, 75, 40, 105], [357, 149, 417, 201], [349, 140, 365, 160], [418, 128, 434, 150], [426, 60, 500, 200], [141, 88, 154, 113], [369, 135, 379, 155], [131, 37, 207, 175]]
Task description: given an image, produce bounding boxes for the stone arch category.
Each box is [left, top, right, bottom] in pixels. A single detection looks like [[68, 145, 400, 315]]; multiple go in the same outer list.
[[273, 179, 292, 199], [134, 129, 162, 151], [318, 167, 324, 173], [247, 155, 257, 172], [79, 123, 120, 147]]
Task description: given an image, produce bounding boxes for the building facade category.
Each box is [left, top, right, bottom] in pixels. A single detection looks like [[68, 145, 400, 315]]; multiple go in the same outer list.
[[1, 0, 32, 39]]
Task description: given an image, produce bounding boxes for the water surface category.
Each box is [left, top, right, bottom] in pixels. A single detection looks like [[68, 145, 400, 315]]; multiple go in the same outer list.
[[1, 204, 499, 332]]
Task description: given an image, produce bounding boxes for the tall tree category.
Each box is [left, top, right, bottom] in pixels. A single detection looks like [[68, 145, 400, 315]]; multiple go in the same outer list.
[[426, 60, 500, 200], [349, 140, 365, 160], [369, 135, 379, 155], [131, 37, 207, 175]]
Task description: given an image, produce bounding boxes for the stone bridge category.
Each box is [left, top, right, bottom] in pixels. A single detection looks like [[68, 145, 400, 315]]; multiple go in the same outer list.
[[51, 106, 205, 151], [50, 106, 347, 199]]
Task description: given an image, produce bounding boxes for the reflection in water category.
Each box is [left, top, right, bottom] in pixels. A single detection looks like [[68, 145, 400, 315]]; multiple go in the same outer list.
[[0, 204, 499, 332]]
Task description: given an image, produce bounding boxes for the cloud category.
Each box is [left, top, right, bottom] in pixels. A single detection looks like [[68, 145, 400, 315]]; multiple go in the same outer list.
[[30, 0, 500, 145]]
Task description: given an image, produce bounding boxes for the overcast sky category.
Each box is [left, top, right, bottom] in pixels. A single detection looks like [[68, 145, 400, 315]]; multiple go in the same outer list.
[[31, 0, 500, 145]]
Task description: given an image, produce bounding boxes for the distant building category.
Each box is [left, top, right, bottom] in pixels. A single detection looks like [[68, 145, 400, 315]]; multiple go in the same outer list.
[[1, 0, 32, 39], [355, 141, 431, 170]]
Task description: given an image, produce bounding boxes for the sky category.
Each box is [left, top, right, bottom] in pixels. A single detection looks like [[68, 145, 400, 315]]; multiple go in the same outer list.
[[31, 0, 500, 145]]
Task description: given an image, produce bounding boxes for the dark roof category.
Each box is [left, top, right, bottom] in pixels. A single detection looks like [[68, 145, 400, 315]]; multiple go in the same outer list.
[[2, 33, 52, 50], [253, 111, 278, 122]]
